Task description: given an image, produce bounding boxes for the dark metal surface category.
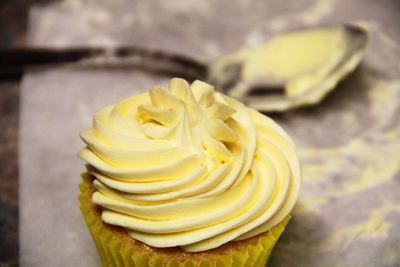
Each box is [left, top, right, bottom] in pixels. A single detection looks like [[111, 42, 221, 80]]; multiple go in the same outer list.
[[0, 83, 19, 267]]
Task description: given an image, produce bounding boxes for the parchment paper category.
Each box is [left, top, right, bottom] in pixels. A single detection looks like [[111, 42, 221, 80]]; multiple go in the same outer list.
[[20, 0, 400, 266]]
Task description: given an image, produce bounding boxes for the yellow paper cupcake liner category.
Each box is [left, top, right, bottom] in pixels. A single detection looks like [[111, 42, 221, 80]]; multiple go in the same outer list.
[[79, 174, 290, 267]]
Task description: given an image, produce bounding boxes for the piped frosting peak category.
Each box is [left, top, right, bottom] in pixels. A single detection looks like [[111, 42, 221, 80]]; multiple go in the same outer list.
[[79, 78, 301, 252]]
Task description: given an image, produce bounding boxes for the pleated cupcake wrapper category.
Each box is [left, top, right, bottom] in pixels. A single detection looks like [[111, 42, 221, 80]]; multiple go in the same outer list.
[[79, 174, 290, 267]]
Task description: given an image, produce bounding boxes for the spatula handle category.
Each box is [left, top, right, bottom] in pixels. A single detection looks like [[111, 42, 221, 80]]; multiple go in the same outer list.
[[0, 46, 208, 80]]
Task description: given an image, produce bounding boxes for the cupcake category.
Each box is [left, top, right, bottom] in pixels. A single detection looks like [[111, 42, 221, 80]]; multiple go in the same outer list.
[[78, 78, 301, 266]]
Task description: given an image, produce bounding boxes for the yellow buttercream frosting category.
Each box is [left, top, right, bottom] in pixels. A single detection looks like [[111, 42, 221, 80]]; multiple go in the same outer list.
[[79, 78, 301, 252]]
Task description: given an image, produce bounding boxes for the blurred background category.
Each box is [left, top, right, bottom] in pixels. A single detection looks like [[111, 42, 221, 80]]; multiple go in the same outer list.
[[0, 1, 53, 266], [0, 0, 400, 266]]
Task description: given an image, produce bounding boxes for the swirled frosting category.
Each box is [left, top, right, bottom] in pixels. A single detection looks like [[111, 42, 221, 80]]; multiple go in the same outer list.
[[79, 78, 301, 252]]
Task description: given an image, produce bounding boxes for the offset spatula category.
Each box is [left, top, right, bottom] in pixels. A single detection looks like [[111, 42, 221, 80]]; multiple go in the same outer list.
[[0, 24, 367, 112]]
